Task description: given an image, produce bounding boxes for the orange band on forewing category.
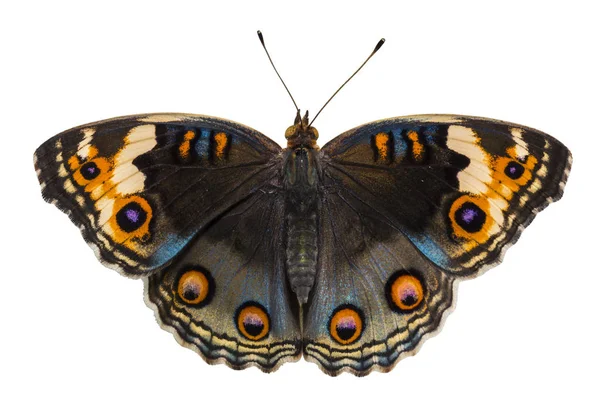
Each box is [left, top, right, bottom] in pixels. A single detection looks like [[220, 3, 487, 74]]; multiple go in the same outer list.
[[407, 131, 424, 161], [374, 132, 390, 161], [213, 132, 228, 159], [178, 130, 196, 159]]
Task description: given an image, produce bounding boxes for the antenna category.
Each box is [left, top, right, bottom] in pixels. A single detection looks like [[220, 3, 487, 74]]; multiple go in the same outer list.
[[309, 38, 385, 127], [257, 30, 299, 113]]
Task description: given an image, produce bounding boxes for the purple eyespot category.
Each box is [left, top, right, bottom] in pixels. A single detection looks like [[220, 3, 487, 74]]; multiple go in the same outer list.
[[80, 162, 100, 180], [116, 202, 147, 232], [504, 161, 525, 179], [454, 201, 486, 233]]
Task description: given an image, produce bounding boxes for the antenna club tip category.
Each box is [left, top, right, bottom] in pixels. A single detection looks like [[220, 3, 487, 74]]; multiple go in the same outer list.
[[374, 38, 385, 53], [257, 30, 265, 45]]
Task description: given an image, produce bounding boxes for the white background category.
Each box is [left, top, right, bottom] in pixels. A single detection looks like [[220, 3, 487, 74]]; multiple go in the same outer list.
[[1, 1, 598, 399]]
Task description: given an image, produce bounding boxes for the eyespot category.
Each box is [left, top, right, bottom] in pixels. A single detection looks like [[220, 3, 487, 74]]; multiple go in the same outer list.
[[109, 196, 153, 242], [386, 271, 425, 313], [504, 161, 525, 180], [175, 266, 214, 308], [448, 195, 492, 242], [71, 155, 111, 188], [80, 162, 100, 180], [235, 302, 270, 341], [329, 305, 364, 345], [454, 201, 486, 233], [116, 201, 148, 233]]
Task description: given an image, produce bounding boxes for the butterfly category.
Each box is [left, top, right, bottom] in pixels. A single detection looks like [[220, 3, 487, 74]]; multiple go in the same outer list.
[[33, 34, 571, 376]]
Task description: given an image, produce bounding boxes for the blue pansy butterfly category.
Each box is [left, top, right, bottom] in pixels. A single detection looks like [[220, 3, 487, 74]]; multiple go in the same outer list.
[[33, 33, 571, 376]]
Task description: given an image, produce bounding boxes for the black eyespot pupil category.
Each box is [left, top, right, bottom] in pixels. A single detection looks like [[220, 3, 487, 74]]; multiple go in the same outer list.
[[244, 320, 264, 337], [504, 161, 525, 179], [336, 326, 357, 341], [402, 294, 418, 306], [182, 286, 199, 301], [116, 202, 147, 232], [455, 202, 486, 233], [80, 162, 100, 180]]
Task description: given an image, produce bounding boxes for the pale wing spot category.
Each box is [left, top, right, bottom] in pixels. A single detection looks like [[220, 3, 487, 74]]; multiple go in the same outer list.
[[530, 178, 542, 194], [97, 197, 116, 237], [488, 197, 508, 231], [63, 179, 76, 193], [76, 128, 96, 160], [112, 125, 157, 195], [58, 163, 68, 178], [510, 128, 530, 160], [447, 125, 492, 195]]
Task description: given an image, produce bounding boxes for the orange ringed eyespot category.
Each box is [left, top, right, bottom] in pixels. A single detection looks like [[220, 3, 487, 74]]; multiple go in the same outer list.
[[329, 305, 364, 345], [176, 267, 214, 308], [236, 302, 270, 341], [386, 271, 425, 313]]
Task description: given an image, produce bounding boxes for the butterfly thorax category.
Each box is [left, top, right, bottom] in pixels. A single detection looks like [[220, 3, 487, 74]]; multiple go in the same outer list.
[[285, 111, 319, 149], [283, 114, 320, 305]]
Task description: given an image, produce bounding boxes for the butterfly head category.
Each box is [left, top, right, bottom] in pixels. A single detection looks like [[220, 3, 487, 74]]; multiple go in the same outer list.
[[285, 110, 319, 149]]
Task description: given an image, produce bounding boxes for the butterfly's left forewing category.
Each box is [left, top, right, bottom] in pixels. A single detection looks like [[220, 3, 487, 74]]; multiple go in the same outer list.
[[34, 113, 282, 276], [303, 115, 571, 375]]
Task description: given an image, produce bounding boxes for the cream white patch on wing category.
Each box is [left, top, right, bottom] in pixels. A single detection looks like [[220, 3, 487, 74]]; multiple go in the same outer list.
[[76, 127, 96, 160], [446, 125, 492, 195], [111, 124, 157, 195], [510, 128, 529, 160]]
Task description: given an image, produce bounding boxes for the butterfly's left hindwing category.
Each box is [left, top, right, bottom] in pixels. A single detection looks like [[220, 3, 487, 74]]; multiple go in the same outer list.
[[145, 189, 302, 371], [34, 113, 282, 276]]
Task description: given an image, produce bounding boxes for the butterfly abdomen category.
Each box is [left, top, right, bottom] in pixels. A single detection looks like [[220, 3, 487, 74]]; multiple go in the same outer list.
[[283, 146, 320, 305], [285, 210, 318, 304]]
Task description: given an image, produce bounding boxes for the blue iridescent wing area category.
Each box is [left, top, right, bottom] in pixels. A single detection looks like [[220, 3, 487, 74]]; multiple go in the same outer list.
[[302, 115, 571, 375], [34, 113, 282, 276]]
